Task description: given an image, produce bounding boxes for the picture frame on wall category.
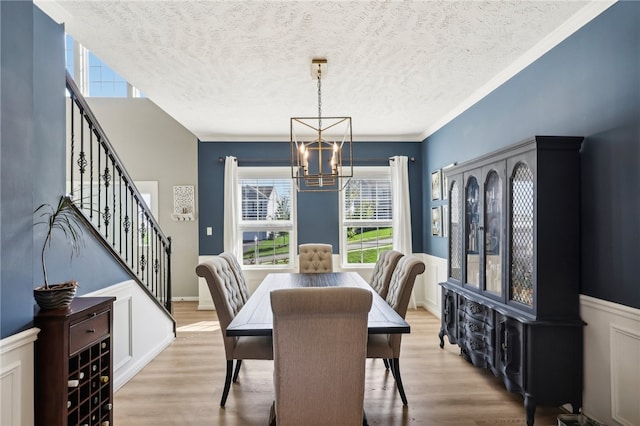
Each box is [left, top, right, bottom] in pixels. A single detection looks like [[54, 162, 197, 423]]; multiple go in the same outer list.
[[431, 170, 442, 200], [431, 206, 442, 237]]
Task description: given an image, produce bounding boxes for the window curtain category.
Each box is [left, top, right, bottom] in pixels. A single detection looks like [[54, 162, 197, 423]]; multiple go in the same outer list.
[[390, 155, 416, 308], [223, 156, 240, 259]]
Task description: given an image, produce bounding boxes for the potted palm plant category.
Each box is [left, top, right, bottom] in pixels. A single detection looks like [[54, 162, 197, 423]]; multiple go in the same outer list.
[[33, 195, 85, 309]]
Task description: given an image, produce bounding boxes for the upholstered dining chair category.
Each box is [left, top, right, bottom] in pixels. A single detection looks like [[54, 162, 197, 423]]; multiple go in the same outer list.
[[219, 251, 250, 303], [269, 287, 372, 426], [369, 250, 404, 300], [195, 258, 273, 407], [366, 255, 425, 405], [298, 243, 333, 273]]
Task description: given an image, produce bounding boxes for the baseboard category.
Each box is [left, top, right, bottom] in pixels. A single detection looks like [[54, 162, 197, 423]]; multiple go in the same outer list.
[[171, 296, 199, 302]]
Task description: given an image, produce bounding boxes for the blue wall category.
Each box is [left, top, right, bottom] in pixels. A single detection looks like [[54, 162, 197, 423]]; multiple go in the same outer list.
[[1, 4, 130, 339], [1, 1, 37, 338], [198, 141, 423, 255], [423, 1, 639, 309]]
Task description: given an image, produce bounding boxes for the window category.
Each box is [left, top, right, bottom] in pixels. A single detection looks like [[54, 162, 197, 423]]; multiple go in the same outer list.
[[340, 167, 392, 265], [88, 53, 128, 97], [238, 167, 296, 267], [65, 34, 143, 98]]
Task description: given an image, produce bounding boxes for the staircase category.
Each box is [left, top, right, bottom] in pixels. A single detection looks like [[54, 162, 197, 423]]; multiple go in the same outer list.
[[65, 72, 173, 323]]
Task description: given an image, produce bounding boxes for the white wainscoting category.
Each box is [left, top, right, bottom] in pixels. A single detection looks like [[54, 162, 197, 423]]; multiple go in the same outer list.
[[87, 280, 175, 391], [581, 295, 640, 426], [0, 328, 39, 426], [414, 253, 447, 318]]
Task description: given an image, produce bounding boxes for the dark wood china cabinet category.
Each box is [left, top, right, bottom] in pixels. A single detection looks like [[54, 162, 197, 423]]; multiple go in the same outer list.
[[438, 136, 584, 426]]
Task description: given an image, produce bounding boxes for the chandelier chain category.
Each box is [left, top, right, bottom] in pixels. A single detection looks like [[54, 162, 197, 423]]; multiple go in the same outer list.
[[317, 64, 322, 130]]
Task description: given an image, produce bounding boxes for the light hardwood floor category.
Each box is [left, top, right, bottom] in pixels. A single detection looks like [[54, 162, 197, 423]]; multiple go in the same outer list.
[[114, 302, 565, 425]]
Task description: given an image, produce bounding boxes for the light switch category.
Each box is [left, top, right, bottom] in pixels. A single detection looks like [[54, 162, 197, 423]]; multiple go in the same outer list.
[[206, 227, 213, 236]]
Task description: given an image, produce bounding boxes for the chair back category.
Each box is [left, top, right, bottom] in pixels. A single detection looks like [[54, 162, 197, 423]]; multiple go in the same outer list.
[[298, 243, 333, 273], [384, 255, 425, 354], [386, 255, 426, 319], [195, 257, 245, 359], [369, 250, 404, 299], [270, 287, 372, 426], [219, 251, 250, 303]]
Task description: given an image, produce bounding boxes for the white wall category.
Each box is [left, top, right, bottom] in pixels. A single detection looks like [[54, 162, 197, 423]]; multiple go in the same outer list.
[[85, 98, 200, 300]]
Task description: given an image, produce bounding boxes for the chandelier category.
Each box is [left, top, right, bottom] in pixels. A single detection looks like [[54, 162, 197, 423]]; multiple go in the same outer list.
[[290, 59, 353, 192]]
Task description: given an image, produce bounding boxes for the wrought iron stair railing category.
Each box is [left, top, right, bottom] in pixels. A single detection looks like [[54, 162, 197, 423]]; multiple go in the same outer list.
[[65, 72, 172, 316]]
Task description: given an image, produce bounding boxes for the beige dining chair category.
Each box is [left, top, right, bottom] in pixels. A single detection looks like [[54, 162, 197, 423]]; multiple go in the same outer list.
[[269, 287, 372, 426], [366, 255, 425, 405], [195, 257, 273, 407], [219, 251, 250, 303], [298, 243, 333, 273], [369, 250, 404, 300]]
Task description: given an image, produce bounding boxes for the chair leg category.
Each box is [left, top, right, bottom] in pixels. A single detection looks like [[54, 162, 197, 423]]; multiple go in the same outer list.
[[220, 360, 233, 407], [390, 358, 408, 405], [232, 359, 242, 383], [382, 358, 390, 370]]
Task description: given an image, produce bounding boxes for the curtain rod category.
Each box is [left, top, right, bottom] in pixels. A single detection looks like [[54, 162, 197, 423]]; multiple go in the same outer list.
[[217, 156, 415, 164]]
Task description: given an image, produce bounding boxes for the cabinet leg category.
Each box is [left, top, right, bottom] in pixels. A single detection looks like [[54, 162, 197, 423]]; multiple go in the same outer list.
[[438, 329, 445, 348], [524, 394, 536, 426]]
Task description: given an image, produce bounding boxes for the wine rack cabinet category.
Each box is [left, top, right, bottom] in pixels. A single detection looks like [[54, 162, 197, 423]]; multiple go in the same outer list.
[[35, 297, 115, 426]]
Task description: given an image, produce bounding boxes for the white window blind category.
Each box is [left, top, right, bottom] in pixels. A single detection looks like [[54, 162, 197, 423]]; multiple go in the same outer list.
[[340, 167, 393, 265], [237, 168, 296, 267]]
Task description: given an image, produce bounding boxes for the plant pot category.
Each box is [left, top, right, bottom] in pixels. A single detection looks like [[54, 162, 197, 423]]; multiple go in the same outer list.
[[34, 281, 78, 310]]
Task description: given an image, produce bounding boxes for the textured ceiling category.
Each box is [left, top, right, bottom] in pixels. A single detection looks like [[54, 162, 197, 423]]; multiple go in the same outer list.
[[36, 1, 613, 141]]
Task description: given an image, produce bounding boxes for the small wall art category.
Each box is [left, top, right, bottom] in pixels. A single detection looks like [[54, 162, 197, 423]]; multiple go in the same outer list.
[[431, 206, 442, 237], [431, 169, 442, 201], [172, 185, 195, 221]]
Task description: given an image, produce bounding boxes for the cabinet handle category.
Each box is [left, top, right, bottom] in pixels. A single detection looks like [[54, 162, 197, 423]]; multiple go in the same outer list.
[[90, 312, 97, 317], [87, 328, 96, 333]]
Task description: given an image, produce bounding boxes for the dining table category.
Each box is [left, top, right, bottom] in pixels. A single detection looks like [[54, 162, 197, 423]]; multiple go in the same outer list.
[[226, 271, 410, 337]]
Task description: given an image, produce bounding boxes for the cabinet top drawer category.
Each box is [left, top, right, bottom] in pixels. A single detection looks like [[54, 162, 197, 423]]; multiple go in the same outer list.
[[69, 310, 110, 355]]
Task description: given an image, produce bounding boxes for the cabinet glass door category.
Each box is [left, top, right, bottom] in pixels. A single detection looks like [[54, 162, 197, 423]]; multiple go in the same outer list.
[[465, 175, 480, 287], [449, 178, 462, 281], [484, 170, 502, 296], [509, 162, 534, 307]]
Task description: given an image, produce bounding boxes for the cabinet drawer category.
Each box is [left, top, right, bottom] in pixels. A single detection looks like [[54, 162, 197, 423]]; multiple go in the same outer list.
[[69, 311, 110, 355]]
